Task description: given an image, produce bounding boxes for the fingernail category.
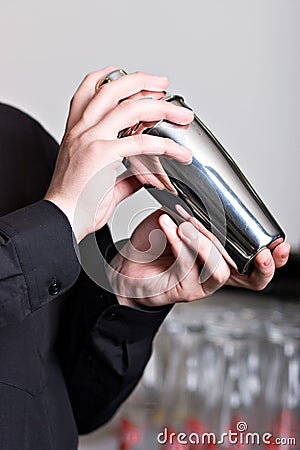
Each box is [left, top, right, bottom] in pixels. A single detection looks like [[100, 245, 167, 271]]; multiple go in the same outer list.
[[156, 75, 168, 81], [179, 107, 194, 116], [180, 222, 198, 240], [161, 214, 177, 229], [180, 146, 193, 161], [138, 96, 154, 100]]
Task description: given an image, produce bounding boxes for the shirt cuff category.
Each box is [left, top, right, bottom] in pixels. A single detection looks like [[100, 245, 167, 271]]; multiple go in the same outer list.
[[0, 200, 81, 313], [93, 302, 173, 343]]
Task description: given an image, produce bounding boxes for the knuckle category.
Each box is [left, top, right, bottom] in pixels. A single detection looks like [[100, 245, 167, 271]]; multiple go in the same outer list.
[[184, 292, 196, 302], [212, 266, 230, 286], [163, 137, 174, 147], [132, 71, 145, 78], [81, 110, 89, 126], [65, 125, 80, 143], [117, 98, 132, 110], [69, 90, 82, 108], [251, 280, 267, 291], [69, 95, 76, 109], [77, 130, 90, 147], [222, 268, 231, 284], [81, 109, 93, 126], [161, 137, 175, 152], [251, 267, 274, 291], [133, 71, 149, 89], [83, 71, 95, 83], [87, 140, 100, 154]]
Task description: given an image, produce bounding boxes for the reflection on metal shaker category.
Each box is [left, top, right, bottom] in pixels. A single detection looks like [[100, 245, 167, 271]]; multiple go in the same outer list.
[[102, 69, 285, 273]]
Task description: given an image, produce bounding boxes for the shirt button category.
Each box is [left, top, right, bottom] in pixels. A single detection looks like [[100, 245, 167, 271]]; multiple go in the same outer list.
[[49, 281, 62, 296], [104, 311, 117, 321]]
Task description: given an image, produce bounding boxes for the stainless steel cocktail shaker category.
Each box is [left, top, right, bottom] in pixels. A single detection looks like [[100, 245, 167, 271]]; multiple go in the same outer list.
[[101, 69, 285, 273]]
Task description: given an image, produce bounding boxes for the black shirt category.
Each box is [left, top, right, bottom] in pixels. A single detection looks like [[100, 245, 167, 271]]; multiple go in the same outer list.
[[0, 103, 171, 449]]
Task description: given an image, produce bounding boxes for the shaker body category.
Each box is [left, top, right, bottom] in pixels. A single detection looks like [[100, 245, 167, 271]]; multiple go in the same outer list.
[[123, 95, 285, 273], [100, 69, 285, 273]]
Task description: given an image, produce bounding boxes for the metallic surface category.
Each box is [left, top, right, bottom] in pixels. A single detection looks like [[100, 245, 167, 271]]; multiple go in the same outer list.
[[96, 69, 127, 90], [107, 70, 285, 273]]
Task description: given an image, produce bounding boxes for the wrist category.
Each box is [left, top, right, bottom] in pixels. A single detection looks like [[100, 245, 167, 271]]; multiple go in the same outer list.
[[115, 294, 140, 308], [43, 195, 88, 243], [116, 294, 172, 311]]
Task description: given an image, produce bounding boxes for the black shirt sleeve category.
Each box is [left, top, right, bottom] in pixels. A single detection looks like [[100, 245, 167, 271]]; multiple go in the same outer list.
[[57, 228, 172, 434], [63, 289, 171, 434], [0, 200, 81, 328]]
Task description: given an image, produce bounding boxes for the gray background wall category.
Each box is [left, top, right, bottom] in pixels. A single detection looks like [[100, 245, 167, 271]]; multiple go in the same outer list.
[[1, 0, 299, 251], [1, 0, 299, 446], [1, 0, 299, 250]]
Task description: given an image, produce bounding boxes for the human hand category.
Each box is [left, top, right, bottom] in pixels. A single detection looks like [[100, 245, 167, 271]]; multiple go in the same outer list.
[[186, 213, 290, 291], [44, 67, 194, 242], [225, 238, 290, 290], [107, 210, 290, 308]]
